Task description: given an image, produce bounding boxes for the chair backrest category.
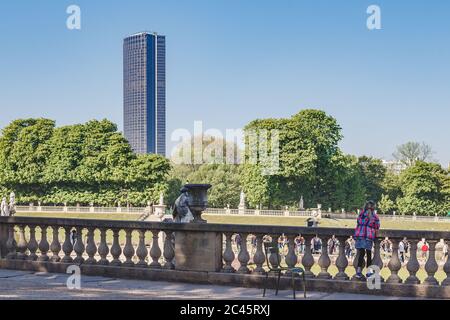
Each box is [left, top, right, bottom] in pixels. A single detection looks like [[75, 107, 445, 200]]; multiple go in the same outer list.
[[263, 239, 280, 270]]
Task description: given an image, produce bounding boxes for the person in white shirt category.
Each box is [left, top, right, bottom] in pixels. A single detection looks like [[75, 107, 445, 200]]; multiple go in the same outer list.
[[398, 238, 406, 264]]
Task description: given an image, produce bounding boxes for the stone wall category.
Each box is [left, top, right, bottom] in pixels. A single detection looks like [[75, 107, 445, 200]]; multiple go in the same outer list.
[[0, 216, 449, 299]]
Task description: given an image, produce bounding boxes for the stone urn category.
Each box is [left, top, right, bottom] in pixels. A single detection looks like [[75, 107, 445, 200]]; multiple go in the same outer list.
[[185, 184, 212, 223]]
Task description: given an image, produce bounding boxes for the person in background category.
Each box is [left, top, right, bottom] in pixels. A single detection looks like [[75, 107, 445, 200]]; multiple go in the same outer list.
[[349, 237, 356, 258], [421, 240, 429, 260], [300, 236, 306, 254], [354, 200, 380, 279], [404, 238, 410, 255], [328, 235, 337, 255], [381, 237, 392, 260], [294, 236, 302, 254], [250, 234, 257, 248], [250, 235, 257, 256], [234, 233, 242, 252], [312, 235, 322, 254], [345, 237, 353, 259], [399, 238, 406, 264], [70, 229, 77, 246], [443, 242, 449, 262]]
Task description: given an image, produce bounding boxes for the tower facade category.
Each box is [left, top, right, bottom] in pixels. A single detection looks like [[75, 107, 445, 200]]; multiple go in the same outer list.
[[123, 32, 166, 155]]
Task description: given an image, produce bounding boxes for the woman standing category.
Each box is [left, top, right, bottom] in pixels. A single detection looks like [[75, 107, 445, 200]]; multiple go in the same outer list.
[[354, 200, 380, 279]]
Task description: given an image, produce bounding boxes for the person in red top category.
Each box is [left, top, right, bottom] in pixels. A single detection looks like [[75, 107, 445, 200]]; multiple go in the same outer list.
[[354, 200, 380, 279], [421, 241, 429, 260]]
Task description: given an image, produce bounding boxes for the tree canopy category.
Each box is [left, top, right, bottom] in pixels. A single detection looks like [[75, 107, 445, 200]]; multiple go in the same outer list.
[[393, 141, 434, 167], [1, 114, 447, 216], [0, 119, 171, 206], [396, 161, 448, 215], [240, 109, 366, 210]]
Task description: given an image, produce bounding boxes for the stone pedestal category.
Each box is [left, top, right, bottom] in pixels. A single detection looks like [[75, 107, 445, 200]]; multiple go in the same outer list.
[[175, 231, 222, 272]]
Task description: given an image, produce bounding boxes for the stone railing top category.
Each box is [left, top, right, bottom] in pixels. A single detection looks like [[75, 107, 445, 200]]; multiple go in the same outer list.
[[1, 216, 449, 241]]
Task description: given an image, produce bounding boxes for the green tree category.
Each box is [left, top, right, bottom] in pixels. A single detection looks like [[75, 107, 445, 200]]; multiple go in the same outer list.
[[442, 171, 450, 214], [382, 171, 402, 199], [396, 161, 447, 215], [357, 156, 386, 203], [167, 135, 243, 208], [322, 154, 366, 211], [186, 164, 242, 208], [0, 118, 55, 200], [0, 118, 171, 207], [241, 109, 349, 209], [378, 194, 395, 214]]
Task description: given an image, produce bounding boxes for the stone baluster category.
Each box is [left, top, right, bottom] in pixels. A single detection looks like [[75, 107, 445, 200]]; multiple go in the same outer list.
[[73, 227, 85, 264], [350, 244, 361, 281], [123, 229, 135, 267], [61, 227, 73, 263], [284, 234, 298, 275], [442, 241, 450, 286], [163, 231, 175, 269], [85, 227, 97, 265], [27, 226, 38, 261], [149, 229, 161, 268], [222, 232, 235, 273], [50, 226, 61, 262], [424, 240, 439, 286], [16, 225, 28, 260], [237, 233, 250, 274], [372, 238, 384, 282], [97, 228, 109, 265], [110, 228, 122, 266], [301, 235, 315, 278], [405, 240, 420, 284], [136, 230, 148, 267], [268, 235, 281, 268], [37, 225, 50, 262], [6, 225, 17, 260], [334, 236, 349, 280], [386, 238, 402, 283], [317, 237, 331, 279], [252, 234, 266, 274]]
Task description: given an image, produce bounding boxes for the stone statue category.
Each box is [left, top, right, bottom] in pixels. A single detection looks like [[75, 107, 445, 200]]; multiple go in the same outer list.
[[1, 197, 10, 217], [172, 187, 194, 223], [9, 192, 16, 216], [159, 192, 164, 205], [299, 195, 304, 210], [239, 190, 246, 209]]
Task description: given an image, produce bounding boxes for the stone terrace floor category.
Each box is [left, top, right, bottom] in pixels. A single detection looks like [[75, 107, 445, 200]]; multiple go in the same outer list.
[[0, 269, 420, 300]]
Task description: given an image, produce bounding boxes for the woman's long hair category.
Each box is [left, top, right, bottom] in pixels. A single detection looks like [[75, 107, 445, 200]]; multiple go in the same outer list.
[[364, 200, 376, 211]]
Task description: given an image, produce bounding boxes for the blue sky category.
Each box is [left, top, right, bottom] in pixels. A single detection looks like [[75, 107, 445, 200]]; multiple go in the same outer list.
[[0, 0, 449, 165]]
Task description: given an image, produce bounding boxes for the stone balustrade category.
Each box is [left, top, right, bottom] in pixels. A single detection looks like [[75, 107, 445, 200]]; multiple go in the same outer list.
[[0, 216, 449, 299]]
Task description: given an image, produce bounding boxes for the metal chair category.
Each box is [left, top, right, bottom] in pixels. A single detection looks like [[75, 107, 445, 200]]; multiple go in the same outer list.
[[262, 239, 306, 299]]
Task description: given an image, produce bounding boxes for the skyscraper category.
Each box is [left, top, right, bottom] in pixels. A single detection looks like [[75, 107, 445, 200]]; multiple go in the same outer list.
[[123, 32, 166, 155]]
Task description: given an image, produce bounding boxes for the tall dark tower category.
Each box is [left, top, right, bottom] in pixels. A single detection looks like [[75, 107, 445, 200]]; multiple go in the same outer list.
[[123, 32, 166, 155]]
